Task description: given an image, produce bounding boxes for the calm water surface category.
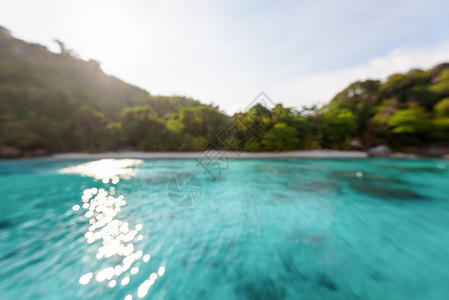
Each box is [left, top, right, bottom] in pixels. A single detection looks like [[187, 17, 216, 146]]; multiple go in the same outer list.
[[0, 158, 449, 300]]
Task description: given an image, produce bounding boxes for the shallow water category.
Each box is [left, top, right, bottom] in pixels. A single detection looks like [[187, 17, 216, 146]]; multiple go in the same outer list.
[[1, 158, 449, 300]]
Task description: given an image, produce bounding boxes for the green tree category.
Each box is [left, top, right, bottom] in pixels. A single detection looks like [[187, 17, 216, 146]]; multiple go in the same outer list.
[[434, 97, 449, 117], [388, 105, 429, 134], [262, 123, 300, 150], [120, 106, 166, 150], [320, 108, 357, 149]]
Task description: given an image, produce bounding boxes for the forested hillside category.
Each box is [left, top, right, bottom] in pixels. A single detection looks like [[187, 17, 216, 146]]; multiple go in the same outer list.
[[0, 26, 204, 153], [320, 64, 449, 149], [1, 25, 449, 157]]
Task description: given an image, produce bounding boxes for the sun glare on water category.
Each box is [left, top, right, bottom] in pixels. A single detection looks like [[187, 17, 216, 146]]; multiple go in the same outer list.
[[60, 159, 143, 183], [62, 159, 165, 299]]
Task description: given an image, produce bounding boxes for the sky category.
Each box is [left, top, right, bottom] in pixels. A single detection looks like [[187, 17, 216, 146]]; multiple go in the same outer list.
[[1, 0, 449, 113]]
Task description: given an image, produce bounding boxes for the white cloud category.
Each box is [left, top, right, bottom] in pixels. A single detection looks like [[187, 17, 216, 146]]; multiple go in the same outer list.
[[272, 42, 449, 110]]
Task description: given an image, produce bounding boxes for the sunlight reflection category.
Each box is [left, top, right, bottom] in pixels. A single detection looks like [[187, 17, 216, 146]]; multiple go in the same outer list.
[[68, 159, 166, 299], [60, 159, 143, 181], [137, 272, 162, 298], [79, 272, 93, 285], [108, 280, 117, 288]]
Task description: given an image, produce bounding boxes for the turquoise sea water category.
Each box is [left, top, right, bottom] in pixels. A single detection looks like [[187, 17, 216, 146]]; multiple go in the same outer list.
[[1, 158, 449, 300]]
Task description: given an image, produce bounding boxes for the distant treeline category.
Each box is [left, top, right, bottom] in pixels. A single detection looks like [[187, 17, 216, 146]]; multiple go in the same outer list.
[[1, 25, 449, 155]]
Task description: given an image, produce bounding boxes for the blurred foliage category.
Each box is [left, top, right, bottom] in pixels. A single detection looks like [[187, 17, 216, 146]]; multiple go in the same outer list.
[[1, 26, 449, 155], [262, 123, 300, 150]]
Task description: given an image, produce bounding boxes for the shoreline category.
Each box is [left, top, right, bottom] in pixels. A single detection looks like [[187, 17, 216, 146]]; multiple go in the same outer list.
[[46, 150, 369, 159], [6, 150, 449, 160], [5, 150, 448, 160]]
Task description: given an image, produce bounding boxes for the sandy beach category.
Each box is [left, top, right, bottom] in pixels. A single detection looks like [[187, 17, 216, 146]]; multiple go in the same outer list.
[[49, 150, 368, 160]]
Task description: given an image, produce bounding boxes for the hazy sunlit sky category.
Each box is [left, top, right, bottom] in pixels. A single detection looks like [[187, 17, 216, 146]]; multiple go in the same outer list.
[[1, 0, 449, 113]]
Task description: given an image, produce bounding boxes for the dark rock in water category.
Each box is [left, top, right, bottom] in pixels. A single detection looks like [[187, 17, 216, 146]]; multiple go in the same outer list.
[[235, 277, 286, 300], [0, 244, 28, 261], [351, 183, 426, 200], [28, 256, 46, 266], [278, 251, 295, 273], [369, 270, 385, 283], [1, 250, 19, 261], [0, 219, 13, 229], [278, 251, 309, 282], [368, 145, 391, 157], [0, 146, 22, 158], [282, 255, 295, 273], [316, 273, 338, 291]]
